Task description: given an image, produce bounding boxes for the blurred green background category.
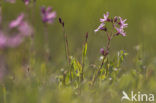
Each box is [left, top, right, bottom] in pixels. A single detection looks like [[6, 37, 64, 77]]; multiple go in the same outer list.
[[1, 0, 156, 103], [2, 0, 156, 65]]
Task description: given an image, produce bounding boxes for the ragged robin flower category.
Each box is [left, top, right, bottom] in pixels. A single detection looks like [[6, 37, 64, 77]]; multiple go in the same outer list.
[[41, 6, 56, 24]]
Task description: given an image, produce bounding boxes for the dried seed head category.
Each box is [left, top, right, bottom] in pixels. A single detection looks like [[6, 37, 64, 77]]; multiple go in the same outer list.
[[59, 17, 64, 27], [59, 17, 62, 24]]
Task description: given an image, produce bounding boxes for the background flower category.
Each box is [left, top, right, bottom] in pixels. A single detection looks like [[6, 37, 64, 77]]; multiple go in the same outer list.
[[41, 6, 56, 24]]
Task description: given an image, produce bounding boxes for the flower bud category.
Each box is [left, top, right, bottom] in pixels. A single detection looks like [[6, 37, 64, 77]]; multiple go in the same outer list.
[[100, 48, 105, 55], [114, 16, 118, 22], [100, 27, 107, 31], [85, 32, 88, 42]]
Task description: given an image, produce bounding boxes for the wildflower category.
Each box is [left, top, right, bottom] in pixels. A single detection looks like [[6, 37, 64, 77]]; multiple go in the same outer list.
[[0, 32, 7, 48], [41, 6, 56, 24], [115, 27, 126, 36], [7, 35, 24, 48], [0, 13, 33, 49], [100, 48, 105, 55], [100, 12, 109, 22], [95, 12, 110, 32], [9, 13, 33, 36], [99, 56, 104, 61], [119, 17, 128, 29], [18, 22, 33, 36], [23, 0, 30, 5], [114, 16, 118, 22], [9, 13, 24, 28], [94, 23, 105, 32]]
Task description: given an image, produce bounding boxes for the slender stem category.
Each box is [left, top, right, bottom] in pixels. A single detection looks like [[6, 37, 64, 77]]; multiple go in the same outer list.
[[44, 24, 50, 62], [81, 33, 88, 82], [91, 31, 113, 86], [62, 26, 70, 65]]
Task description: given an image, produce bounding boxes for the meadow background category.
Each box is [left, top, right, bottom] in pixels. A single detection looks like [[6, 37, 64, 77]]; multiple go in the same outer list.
[[0, 0, 156, 103]]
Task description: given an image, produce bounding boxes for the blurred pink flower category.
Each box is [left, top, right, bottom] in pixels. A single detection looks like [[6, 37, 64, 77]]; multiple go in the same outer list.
[[7, 35, 24, 48], [0, 13, 33, 49], [24, 0, 30, 5], [41, 6, 56, 24], [18, 22, 33, 36], [94, 23, 105, 32], [9, 13, 24, 28], [0, 32, 7, 48], [9, 13, 33, 36], [100, 48, 105, 55]]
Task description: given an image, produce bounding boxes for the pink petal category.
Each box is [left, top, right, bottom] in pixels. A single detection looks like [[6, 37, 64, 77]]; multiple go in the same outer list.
[[0, 33, 7, 48], [18, 22, 33, 36], [47, 12, 56, 19], [9, 13, 24, 28], [7, 35, 24, 48]]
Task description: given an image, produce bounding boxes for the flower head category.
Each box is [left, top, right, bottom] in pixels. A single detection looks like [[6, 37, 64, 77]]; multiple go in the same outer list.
[[114, 16, 118, 22], [100, 12, 109, 22], [0, 13, 33, 49], [18, 22, 33, 36], [9, 13, 33, 36], [0, 32, 7, 48], [41, 6, 56, 24], [115, 27, 126, 36], [100, 48, 105, 55], [7, 35, 24, 48], [9, 13, 25, 28], [119, 17, 128, 29], [94, 23, 105, 32], [95, 12, 110, 33], [23, 0, 30, 5]]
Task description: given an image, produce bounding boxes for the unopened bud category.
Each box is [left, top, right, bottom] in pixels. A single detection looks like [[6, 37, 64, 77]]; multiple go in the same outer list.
[[100, 48, 105, 55], [100, 27, 107, 31], [114, 16, 118, 22], [85, 32, 88, 42]]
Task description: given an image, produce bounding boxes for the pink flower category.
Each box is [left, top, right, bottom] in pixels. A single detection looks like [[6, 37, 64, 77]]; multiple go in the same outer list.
[[94, 23, 105, 32], [18, 22, 33, 36], [95, 12, 110, 32], [0, 13, 33, 49], [119, 17, 128, 29], [100, 48, 105, 55], [41, 6, 56, 24], [9, 13, 24, 28], [100, 12, 109, 22], [115, 27, 126, 36], [0, 32, 7, 48], [9, 13, 33, 36], [24, 0, 30, 5], [7, 35, 24, 48]]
